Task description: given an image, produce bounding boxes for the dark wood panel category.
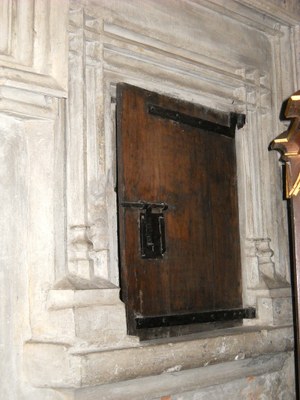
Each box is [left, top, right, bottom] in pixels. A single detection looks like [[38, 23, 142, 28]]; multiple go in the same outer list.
[[117, 83, 243, 335], [208, 133, 242, 309]]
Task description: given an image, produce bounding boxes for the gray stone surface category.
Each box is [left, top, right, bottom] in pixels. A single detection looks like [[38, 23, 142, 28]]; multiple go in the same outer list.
[[74, 352, 295, 400], [0, 0, 299, 399]]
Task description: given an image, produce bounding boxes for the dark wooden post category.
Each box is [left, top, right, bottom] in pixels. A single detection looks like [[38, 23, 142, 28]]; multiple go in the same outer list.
[[271, 91, 300, 394]]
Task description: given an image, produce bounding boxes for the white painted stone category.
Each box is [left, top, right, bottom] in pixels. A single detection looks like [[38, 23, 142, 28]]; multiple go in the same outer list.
[[47, 288, 121, 310], [74, 304, 128, 343], [24, 342, 82, 389]]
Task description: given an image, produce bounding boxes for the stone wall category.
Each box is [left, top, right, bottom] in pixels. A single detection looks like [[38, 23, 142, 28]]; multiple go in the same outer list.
[[0, 0, 299, 399]]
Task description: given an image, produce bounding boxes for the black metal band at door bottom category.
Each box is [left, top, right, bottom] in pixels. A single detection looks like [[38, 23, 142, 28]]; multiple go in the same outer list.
[[135, 307, 256, 329]]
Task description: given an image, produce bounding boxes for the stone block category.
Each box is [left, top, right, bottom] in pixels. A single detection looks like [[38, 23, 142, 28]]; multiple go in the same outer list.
[[74, 304, 127, 343], [256, 295, 293, 325], [24, 342, 81, 389], [47, 288, 121, 310], [273, 296, 293, 325]]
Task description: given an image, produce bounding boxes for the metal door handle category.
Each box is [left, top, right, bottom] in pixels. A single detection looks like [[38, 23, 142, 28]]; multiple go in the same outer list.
[[121, 200, 167, 259], [121, 201, 168, 211]]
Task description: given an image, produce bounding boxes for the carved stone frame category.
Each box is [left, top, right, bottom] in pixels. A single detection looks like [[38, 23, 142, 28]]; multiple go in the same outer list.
[[54, 1, 298, 331]]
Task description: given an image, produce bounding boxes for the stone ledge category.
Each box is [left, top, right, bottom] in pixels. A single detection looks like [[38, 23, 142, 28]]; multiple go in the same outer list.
[[47, 288, 122, 310], [24, 325, 294, 389], [72, 351, 293, 400]]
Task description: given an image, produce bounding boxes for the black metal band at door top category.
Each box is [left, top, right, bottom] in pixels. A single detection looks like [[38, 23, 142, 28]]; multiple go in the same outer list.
[[148, 104, 246, 138]]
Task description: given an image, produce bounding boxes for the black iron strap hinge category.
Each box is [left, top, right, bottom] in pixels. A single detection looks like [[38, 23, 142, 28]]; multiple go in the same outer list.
[[135, 307, 256, 329], [148, 104, 245, 138]]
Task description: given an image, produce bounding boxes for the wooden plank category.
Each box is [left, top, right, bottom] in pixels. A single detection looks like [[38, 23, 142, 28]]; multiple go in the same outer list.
[[117, 83, 243, 335]]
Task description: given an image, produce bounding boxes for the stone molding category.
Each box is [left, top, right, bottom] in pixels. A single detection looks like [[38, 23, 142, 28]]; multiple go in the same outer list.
[[62, 0, 295, 316], [189, 0, 300, 30], [0, 0, 69, 120], [234, 0, 300, 24], [0, 0, 68, 93], [245, 238, 290, 290], [64, 5, 116, 288]]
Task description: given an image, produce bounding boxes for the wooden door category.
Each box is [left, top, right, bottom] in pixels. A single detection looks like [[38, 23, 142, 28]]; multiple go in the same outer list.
[[117, 84, 245, 336]]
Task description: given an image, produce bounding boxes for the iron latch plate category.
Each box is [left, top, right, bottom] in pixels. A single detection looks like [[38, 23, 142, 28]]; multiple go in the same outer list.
[[140, 209, 166, 259]]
